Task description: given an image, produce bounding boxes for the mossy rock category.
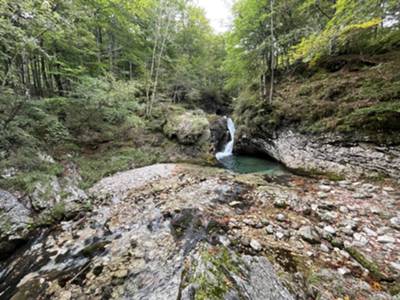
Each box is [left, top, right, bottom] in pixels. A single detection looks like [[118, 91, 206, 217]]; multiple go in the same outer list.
[[163, 110, 211, 146]]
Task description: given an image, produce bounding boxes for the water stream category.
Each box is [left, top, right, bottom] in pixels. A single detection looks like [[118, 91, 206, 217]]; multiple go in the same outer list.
[[216, 117, 236, 160], [216, 117, 286, 175]]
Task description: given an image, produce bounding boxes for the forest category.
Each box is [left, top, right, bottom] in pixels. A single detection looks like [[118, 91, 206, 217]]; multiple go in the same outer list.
[[1, 1, 400, 299], [1, 0, 399, 169]]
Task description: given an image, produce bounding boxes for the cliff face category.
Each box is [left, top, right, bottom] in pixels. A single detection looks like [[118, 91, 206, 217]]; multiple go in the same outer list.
[[237, 130, 400, 179]]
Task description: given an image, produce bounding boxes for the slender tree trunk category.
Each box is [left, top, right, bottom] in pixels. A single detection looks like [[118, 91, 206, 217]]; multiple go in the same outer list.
[[54, 64, 64, 96], [269, 0, 275, 104], [148, 10, 172, 116], [146, 1, 163, 115]]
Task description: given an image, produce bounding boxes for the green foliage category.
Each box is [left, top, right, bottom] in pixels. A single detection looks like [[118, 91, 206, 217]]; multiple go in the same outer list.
[[75, 147, 162, 189], [225, 0, 400, 101]]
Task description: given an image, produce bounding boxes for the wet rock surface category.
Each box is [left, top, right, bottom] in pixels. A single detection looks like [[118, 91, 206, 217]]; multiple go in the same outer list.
[[209, 116, 230, 153], [0, 164, 399, 299], [237, 130, 400, 179]]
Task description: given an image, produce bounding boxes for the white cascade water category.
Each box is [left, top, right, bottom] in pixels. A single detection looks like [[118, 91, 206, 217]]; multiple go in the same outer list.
[[216, 117, 235, 160]]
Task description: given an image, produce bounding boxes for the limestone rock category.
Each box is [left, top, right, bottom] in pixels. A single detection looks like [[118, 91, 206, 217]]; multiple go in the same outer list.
[[236, 130, 400, 179], [0, 189, 31, 258], [163, 110, 211, 145]]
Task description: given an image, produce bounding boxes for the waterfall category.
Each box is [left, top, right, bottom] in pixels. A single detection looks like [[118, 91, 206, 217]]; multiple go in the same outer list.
[[216, 117, 235, 160]]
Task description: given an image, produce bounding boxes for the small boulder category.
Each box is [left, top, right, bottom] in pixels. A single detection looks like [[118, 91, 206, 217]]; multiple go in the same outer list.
[[250, 239, 263, 251], [390, 217, 400, 230], [377, 235, 395, 244], [299, 226, 321, 244], [276, 214, 286, 222]]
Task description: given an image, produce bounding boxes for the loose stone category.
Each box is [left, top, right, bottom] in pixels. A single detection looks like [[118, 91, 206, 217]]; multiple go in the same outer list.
[[377, 235, 395, 244], [390, 217, 400, 230], [323, 225, 336, 236], [266, 225, 274, 235], [276, 213, 286, 222], [250, 239, 262, 251], [299, 226, 320, 244], [338, 267, 351, 276]]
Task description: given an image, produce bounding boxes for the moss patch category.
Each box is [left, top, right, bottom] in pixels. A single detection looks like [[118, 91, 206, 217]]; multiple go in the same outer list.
[[74, 146, 163, 190], [345, 247, 387, 281], [182, 245, 244, 300]]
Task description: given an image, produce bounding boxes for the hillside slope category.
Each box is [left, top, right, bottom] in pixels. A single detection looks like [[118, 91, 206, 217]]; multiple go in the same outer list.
[[235, 51, 400, 178]]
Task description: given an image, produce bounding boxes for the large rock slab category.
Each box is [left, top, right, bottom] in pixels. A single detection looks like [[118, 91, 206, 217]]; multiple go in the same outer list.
[[238, 130, 400, 179], [0, 164, 293, 299]]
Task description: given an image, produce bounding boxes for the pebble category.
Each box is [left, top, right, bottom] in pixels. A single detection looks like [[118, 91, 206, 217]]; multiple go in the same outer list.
[[341, 219, 358, 230], [250, 239, 262, 251], [265, 225, 274, 234], [353, 193, 371, 200], [339, 206, 349, 214], [113, 269, 128, 279], [353, 233, 368, 247], [317, 192, 328, 199], [361, 183, 376, 193], [320, 244, 330, 253], [341, 226, 354, 236], [339, 249, 350, 259], [275, 232, 284, 240], [298, 225, 320, 244], [319, 211, 338, 223], [377, 227, 391, 235], [218, 235, 231, 247], [338, 180, 350, 188], [390, 217, 400, 230], [363, 227, 377, 237], [241, 237, 250, 246], [389, 262, 400, 271], [319, 185, 332, 192], [243, 218, 255, 226], [274, 198, 288, 209], [229, 221, 241, 229], [377, 235, 395, 244], [323, 225, 336, 235], [276, 214, 286, 222], [338, 267, 351, 276], [383, 186, 395, 193], [369, 206, 382, 214]]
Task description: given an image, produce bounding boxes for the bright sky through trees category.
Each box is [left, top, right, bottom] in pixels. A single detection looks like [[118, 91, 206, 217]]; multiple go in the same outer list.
[[196, 0, 233, 33]]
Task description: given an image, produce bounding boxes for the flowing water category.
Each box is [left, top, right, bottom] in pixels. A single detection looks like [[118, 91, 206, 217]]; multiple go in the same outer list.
[[216, 117, 286, 175], [216, 117, 236, 160]]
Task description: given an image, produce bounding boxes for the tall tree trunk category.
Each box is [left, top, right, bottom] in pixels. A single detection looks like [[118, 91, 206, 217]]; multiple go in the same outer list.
[[41, 55, 51, 96], [146, 1, 164, 115], [148, 7, 172, 117], [269, 0, 275, 104]]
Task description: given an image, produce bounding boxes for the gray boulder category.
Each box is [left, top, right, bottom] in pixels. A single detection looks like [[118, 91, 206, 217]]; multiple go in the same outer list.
[[163, 110, 211, 145], [0, 190, 31, 258]]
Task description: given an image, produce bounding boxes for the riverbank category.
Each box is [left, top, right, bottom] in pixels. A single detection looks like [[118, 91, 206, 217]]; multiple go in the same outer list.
[[1, 163, 399, 299]]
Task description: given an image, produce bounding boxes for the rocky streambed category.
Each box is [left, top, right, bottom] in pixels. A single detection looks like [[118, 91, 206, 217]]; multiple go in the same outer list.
[[1, 163, 399, 299]]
